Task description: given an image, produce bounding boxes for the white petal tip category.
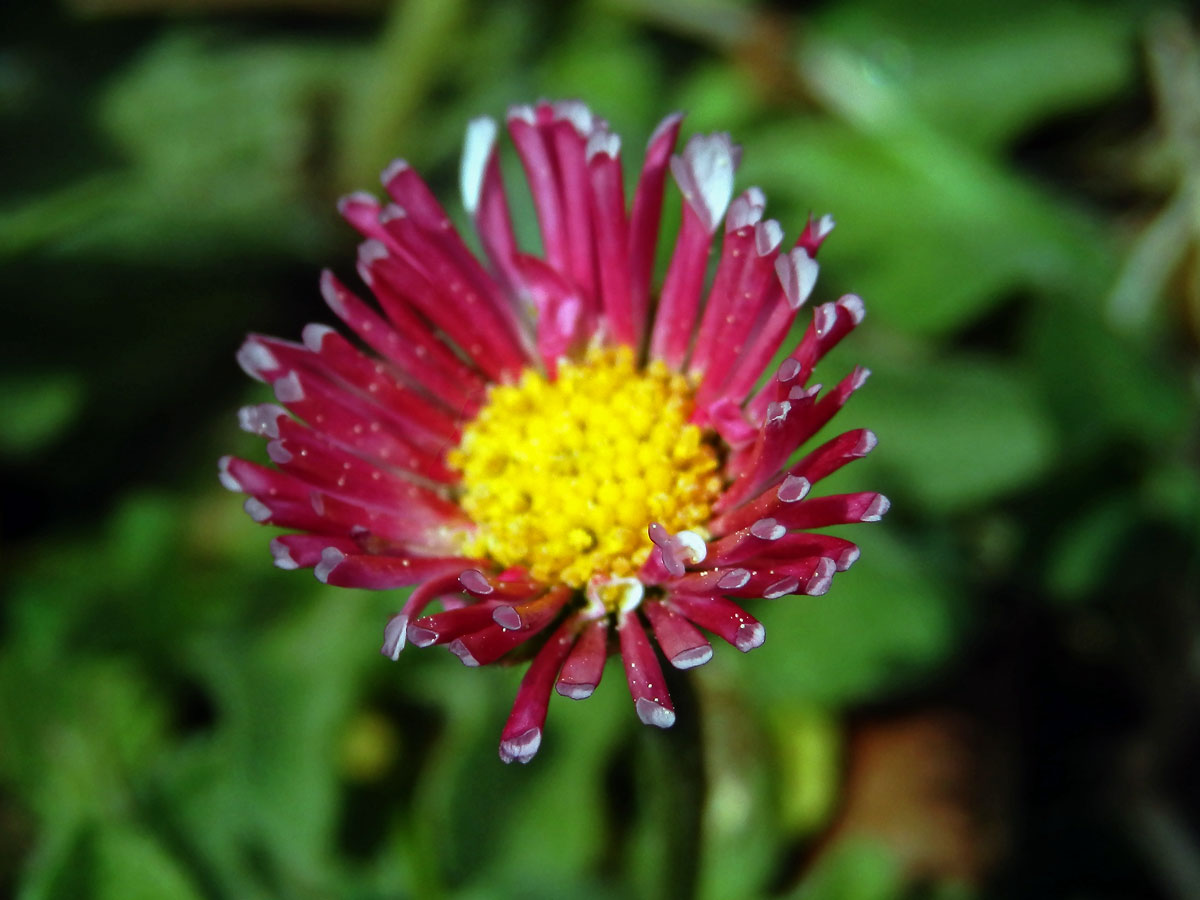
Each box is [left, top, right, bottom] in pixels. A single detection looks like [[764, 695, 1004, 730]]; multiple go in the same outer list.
[[380, 158, 409, 186], [777, 475, 811, 503], [237, 403, 285, 438], [335, 190, 376, 214], [406, 624, 438, 648], [499, 727, 542, 764], [671, 132, 737, 233], [236, 338, 278, 382], [862, 494, 890, 522], [735, 622, 765, 652], [754, 219, 784, 256], [243, 497, 271, 523], [777, 248, 819, 310], [635, 698, 676, 729], [301, 323, 335, 352], [358, 239, 389, 267], [717, 568, 751, 590], [586, 129, 621, 162], [814, 303, 838, 338], [448, 639, 480, 667], [378, 203, 405, 224], [269, 539, 297, 570], [459, 569, 493, 595], [839, 293, 866, 324], [217, 456, 241, 492], [314, 547, 345, 584], [553, 99, 595, 135], [764, 577, 799, 599], [266, 439, 292, 465], [273, 371, 304, 404], [460, 116, 498, 215], [381, 614, 408, 660], [492, 606, 522, 630], [750, 518, 786, 541], [506, 103, 535, 125], [556, 681, 596, 700], [671, 646, 713, 669], [726, 188, 765, 232]]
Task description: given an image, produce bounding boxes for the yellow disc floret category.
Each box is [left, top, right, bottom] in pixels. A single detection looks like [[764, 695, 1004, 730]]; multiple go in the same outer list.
[[448, 346, 723, 588]]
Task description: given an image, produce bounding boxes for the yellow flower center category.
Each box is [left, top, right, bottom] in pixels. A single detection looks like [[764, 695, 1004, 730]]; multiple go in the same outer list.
[[448, 346, 723, 589]]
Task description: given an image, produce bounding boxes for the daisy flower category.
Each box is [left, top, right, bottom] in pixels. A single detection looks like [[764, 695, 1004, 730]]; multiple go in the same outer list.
[[220, 100, 887, 763]]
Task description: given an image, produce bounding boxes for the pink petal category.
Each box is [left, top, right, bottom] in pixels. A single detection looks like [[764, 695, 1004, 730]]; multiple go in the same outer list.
[[315, 550, 480, 590], [769, 491, 891, 530], [667, 594, 765, 652], [628, 112, 683, 346], [379, 570, 468, 660], [644, 601, 713, 670], [556, 619, 609, 699], [618, 613, 676, 728], [499, 622, 578, 764], [408, 601, 505, 648]]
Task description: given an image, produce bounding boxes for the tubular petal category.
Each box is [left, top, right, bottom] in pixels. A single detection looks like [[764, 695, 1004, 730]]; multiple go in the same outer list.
[[618, 613, 676, 728]]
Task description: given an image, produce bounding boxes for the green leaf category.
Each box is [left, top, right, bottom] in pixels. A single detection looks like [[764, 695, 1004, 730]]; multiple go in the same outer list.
[[0, 373, 84, 458], [815, 0, 1137, 148], [831, 352, 1057, 513], [1, 30, 364, 262], [734, 529, 959, 706], [789, 838, 903, 900], [91, 825, 206, 900]]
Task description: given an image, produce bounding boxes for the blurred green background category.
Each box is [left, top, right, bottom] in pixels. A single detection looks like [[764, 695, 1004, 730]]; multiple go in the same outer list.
[[2, 0, 1199, 897]]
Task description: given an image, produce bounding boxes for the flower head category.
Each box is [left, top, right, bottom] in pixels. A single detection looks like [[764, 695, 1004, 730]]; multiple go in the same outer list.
[[220, 100, 887, 763]]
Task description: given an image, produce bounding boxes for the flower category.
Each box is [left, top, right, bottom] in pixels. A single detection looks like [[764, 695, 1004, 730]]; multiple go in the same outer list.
[[219, 100, 887, 763]]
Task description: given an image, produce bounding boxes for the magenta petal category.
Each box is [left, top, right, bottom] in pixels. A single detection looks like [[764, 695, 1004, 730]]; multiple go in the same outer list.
[[508, 104, 570, 276], [447, 586, 568, 666], [514, 254, 585, 375], [319, 270, 486, 413], [748, 293, 865, 421], [618, 613, 676, 728], [379, 570, 467, 660], [644, 601, 713, 670], [269, 534, 359, 570], [770, 492, 890, 530], [720, 556, 838, 598], [220, 455, 308, 501], [589, 132, 635, 346], [705, 520, 788, 567], [316, 550, 480, 590], [797, 212, 836, 257], [650, 201, 715, 369], [408, 601, 504, 648], [735, 533, 861, 572], [689, 201, 761, 378], [492, 588, 571, 631], [790, 428, 878, 485], [461, 117, 526, 299], [667, 594, 765, 653], [556, 619, 609, 699], [628, 112, 683, 345], [498, 622, 577, 764], [447, 623, 532, 667]]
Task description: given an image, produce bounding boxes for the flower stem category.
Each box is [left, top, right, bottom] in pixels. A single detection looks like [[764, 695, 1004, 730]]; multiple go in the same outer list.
[[636, 666, 705, 900]]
